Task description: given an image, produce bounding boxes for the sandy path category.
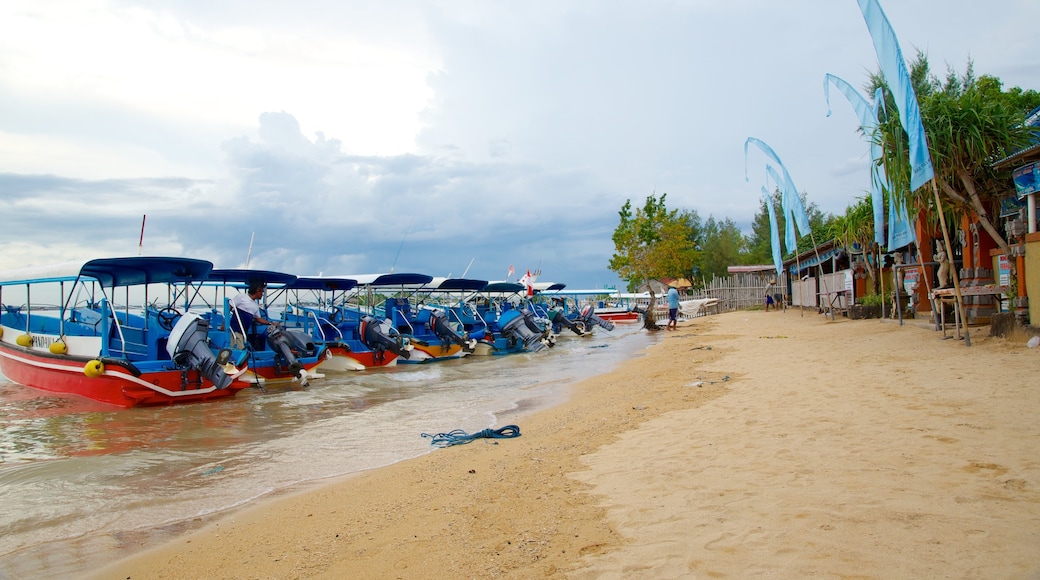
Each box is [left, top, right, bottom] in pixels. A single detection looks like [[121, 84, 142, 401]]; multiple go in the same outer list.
[[91, 310, 1040, 579]]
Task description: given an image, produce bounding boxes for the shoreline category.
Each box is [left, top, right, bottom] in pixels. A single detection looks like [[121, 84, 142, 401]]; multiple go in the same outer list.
[[91, 310, 1040, 578]]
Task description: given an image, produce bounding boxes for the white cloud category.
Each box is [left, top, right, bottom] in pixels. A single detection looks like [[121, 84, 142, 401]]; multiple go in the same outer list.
[[1, 0, 1038, 286]]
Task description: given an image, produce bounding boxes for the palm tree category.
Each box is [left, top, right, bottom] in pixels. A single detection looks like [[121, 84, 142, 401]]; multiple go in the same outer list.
[[828, 195, 879, 294], [871, 55, 1039, 256]]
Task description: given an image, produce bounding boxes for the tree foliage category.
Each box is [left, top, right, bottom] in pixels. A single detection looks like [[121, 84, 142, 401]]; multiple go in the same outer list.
[[699, 217, 746, 279], [609, 193, 700, 292], [871, 55, 1040, 255]]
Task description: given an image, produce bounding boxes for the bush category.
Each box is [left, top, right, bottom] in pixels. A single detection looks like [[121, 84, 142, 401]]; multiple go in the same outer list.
[[857, 294, 885, 307]]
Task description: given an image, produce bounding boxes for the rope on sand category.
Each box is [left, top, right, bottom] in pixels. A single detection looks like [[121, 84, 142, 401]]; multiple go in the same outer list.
[[421, 425, 521, 447]]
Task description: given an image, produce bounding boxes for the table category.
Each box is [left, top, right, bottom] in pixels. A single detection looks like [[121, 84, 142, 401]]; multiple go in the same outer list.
[[930, 285, 1009, 337], [818, 289, 849, 320]]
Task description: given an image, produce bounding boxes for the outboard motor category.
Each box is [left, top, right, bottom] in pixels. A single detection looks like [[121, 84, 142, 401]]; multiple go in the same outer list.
[[266, 326, 313, 380], [166, 312, 237, 390], [359, 315, 411, 360], [427, 308, 477, 351], [497, 309, 553, 352], [548, 306, 585, 336], [578, 304, 616, 331]]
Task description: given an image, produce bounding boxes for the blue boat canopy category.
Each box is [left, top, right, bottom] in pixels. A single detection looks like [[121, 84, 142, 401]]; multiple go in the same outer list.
[[0, 257, 216, 287], [207, 268, 298, 287], [347, 273, 434, 286], [81, 257, 214, 287], [287, 277, 358, 292], [484, 282, 525, 293], [428, 277, 488, 292]]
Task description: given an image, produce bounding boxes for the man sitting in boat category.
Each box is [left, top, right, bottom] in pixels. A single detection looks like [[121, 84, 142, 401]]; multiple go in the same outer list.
[[230, 280, 279, 349]]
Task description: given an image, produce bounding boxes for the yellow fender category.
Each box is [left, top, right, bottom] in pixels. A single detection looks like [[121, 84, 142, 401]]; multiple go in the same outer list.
[[84, 359, 105, 378], [50, 339, 68, 355], [16, 333, 33, 347]]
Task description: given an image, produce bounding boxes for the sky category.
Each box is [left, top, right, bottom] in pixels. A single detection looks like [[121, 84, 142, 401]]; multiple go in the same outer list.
[[2, 0, 1038, 289]]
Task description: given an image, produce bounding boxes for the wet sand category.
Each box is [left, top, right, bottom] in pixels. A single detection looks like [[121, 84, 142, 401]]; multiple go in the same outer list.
[[92, 310, 1040, 578]]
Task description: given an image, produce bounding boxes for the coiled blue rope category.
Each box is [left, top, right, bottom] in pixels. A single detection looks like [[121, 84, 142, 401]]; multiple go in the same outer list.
[[421, 424, 521, 447]]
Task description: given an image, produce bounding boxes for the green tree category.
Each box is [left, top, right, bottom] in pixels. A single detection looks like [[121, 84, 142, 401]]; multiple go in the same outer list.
[[871, 55, 1039, 255], [744, 188, 784, 265], [699, 217, 746, 279], [827, 195, 879, 294], [609, 193, 700, 328]]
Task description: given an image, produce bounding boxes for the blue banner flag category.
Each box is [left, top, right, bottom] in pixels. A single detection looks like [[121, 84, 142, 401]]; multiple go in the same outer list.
[[825, 74, 887, 247], [765, 164, 797, 253], [874, 87, 917, 249], [857, 0, 934, 192], [762, 186, 783, 277], [745, 138, 811, 237]]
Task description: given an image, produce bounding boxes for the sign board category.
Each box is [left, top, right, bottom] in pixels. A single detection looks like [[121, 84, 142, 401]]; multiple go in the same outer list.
[[902, 267, 918, 295], [1013, 162, 1040, 199]]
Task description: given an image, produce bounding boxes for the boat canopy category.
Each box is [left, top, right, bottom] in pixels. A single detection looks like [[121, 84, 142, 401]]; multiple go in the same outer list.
[[344, 273, 434, 287], [484, 281, 525, 294], [0, 257, 213, 287], [540, 288, 622, 298], [533, 282, 566, 292], [287, 277, 358, 292], [427, 277, 489, 292], [207, 268, 298, 288]]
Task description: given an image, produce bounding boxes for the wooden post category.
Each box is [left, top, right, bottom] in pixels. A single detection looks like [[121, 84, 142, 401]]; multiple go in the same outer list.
[[932, 180, 969, 345]]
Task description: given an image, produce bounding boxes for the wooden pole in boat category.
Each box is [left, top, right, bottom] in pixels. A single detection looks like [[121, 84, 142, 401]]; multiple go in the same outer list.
[[245, 231, 255, 268], [138, 214, 146, 255]]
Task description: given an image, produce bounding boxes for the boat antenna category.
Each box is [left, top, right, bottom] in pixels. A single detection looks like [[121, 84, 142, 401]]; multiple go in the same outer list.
[[245, 231, 255, 268], [461, 257, 475, 278], [390, 218, 414, 274], [138, 214, 146, 255]]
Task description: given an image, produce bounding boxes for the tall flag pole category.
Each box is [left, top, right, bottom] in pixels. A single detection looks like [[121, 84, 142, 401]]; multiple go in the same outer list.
[[138, 214, 146, 255], [856, 0, 967, 343]]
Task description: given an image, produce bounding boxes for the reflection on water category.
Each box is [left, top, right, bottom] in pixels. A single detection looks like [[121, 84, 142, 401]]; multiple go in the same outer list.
[[0, 325, 650, 578]]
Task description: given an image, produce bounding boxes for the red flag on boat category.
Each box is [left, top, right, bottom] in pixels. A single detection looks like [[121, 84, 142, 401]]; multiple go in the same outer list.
[[507, 265, 515, 279], [519, 269, 534, 297]]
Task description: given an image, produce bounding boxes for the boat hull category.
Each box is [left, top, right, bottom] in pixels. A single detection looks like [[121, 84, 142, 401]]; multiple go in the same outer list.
[[400, 341, 470, 363], [594, 309, 640, 323], [0, 343, 245, 408]]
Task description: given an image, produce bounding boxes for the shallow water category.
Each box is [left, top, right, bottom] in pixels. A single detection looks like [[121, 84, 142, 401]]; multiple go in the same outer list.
[[0, 325, 651, 578]]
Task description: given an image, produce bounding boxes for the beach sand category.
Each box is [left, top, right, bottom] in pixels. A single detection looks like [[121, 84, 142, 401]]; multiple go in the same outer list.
[[92, 310, 1040, 579]]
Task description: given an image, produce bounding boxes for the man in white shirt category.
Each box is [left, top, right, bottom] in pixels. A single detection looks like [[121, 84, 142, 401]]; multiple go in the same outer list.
[[230, 280, 277, 349]]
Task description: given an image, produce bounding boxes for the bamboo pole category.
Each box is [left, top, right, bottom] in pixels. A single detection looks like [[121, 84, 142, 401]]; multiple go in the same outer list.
[[931, 180, 969, 346]]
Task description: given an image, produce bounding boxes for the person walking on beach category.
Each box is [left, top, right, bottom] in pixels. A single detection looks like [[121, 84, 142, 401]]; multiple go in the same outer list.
[[764, 278, 777, 312], [666, 285, 680, 330]]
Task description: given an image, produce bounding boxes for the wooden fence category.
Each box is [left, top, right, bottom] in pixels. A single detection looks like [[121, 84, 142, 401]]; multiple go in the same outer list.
[[684, 272, 777, 313]]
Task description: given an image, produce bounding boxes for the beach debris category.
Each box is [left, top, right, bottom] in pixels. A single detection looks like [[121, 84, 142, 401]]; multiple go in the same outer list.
[[690, 346, 712, 350], [1027, 336, 1039, 348], [632, 406, 647, 410], [421, 424, 521, 447], [688, 381, 705, 387], [759, 335, 788, 339], [201, 465, 224, 476]]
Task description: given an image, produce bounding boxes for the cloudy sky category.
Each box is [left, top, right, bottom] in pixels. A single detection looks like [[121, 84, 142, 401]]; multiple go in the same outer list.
[[1, 1, 1038, 288]]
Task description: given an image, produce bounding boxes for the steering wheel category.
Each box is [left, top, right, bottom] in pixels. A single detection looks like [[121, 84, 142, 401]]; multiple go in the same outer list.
[[157, 307, 182, 331], [329, 306, 343, 324]]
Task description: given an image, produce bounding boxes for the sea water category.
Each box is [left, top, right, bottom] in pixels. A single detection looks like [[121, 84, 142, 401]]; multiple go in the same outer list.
[[0, 325, 651, 577]]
